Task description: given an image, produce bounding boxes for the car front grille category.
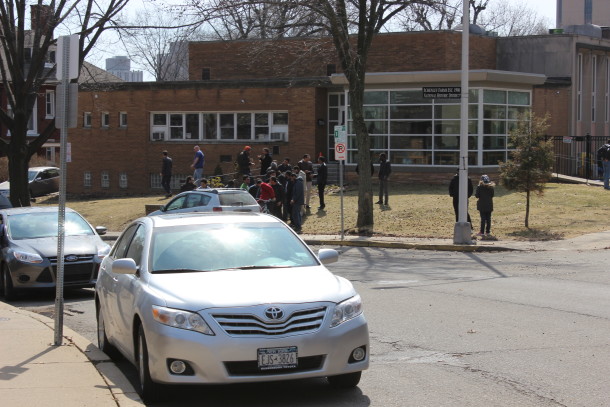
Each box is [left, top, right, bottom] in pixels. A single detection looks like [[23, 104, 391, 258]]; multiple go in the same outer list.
[[212, 306, 327, 337], [224, 355, 325, 376], [36, 255, 97, 285]]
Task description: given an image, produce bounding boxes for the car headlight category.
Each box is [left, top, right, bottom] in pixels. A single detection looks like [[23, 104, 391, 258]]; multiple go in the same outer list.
[[152, 305, 215, 335], [97, 244, 111, 259], [330, 295, 363, 328], [13, 250, 44, 264]]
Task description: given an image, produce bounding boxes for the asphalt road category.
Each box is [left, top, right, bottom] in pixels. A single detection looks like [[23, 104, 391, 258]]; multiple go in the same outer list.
[[10, 246, 610, 406]]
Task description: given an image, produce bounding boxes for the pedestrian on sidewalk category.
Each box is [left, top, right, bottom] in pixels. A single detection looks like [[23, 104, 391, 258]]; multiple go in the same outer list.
[[475, 174, 495, 236], [449, 168, 473, 224], [376, 153, 392, 206], [191, 145, 205, 187], [160, 150, 173, 198], [316, 156, 328, 211], [597, 140, 610, 189]]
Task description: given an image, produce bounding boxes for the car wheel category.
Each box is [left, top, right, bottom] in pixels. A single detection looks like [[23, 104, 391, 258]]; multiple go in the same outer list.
[[136, 324, 163, 402], [0, 264, 16, 301], [96, 306, 120, 359], [327, 371, 362, 388]]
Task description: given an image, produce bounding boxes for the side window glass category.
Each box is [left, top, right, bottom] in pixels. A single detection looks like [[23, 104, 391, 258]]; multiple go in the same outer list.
[[166, 196, 187, 211], [111, 224, 138, 258], [125, 225, 146, 267], [185, 193, 204, 208]]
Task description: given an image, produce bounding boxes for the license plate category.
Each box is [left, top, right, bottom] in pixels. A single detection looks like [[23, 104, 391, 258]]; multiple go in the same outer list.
[[257, 346, 298, 370]]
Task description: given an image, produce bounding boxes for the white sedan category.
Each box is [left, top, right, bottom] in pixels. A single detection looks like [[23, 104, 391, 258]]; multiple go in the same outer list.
[[95, 213, 369, 402]]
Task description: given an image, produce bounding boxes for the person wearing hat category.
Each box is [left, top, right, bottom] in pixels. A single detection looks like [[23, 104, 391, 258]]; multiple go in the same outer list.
[[237, 145, 254, 177], [475, 174, 495, 236]]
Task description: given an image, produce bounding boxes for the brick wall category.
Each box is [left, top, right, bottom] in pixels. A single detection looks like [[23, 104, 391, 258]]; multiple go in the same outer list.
[[189, 31, 497, 81], [68, 83, 326, 196]]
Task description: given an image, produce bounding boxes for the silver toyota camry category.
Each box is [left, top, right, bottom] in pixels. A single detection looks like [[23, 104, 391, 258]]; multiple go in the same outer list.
[[95, 213, 369, 402]]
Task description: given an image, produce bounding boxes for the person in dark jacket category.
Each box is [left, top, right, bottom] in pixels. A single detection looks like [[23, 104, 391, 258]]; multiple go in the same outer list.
[[180, 176, 197, 192], [316, 156, 328, 210], [258, 147, 273, 176], [448, 169, 474, 224], [475, 174, 495, 236], [376, 153, 392, 206], [269, 176, 285, 218], [289, 172, 304, 233], [160, 150, 173, 198]]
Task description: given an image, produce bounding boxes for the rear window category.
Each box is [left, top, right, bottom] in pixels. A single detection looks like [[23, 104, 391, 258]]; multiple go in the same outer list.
[[219, 192, 257, 207]]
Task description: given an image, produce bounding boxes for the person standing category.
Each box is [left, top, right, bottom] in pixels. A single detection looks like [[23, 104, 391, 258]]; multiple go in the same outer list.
[[237, 146, 253, 177], [598, 139, 610, 190], [277, 158, 291, 173], [191, 145, 205, 186], [297, 154, 314, 209], [316, 156, 328, 211], [269, 176, 285, 218], [259, 147, 272, 176], [449, 169, 474, 224], [376, 153, 392, 206], [475, 175, 495, 236], [160, 150, 173, 198], [290, 172, 304, 233]]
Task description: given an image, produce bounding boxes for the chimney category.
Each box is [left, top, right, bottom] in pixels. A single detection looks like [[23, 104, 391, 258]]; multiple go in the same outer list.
[[31, 5, 54, 34]]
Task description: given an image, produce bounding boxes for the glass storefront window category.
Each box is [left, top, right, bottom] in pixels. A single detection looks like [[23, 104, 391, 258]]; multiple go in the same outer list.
[[363, 91, 388, 104], [390, 120, 432, 134], [484, 89, 507, 104], [363, 106, 388, 120], [389, 135, 432, 149], [391, 105, 432, 119], [508, 91, 530, 105], [390, 90, 430, 104]]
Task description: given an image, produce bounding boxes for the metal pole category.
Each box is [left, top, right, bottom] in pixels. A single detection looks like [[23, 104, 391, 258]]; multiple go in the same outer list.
[[454, 0, 473, 244], [53, 37, 70, 346], [340, 161, 344, 240]]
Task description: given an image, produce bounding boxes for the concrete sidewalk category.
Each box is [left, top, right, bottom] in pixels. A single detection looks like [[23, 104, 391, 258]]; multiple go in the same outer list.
[[3, 229, 609, 407], [0, 302, 142, 406]]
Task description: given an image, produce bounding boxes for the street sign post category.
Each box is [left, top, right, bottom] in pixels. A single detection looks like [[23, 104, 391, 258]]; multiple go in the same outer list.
[[334, 125, 347, 239]]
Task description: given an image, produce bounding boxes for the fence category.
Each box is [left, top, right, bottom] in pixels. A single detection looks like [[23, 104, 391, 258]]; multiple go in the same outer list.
[[548, 135, 607, 180]]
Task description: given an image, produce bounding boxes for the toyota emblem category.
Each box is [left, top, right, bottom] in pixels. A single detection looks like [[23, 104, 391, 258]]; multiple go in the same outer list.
[[264, 307, 284, 320], [65, 255, 79, 262]]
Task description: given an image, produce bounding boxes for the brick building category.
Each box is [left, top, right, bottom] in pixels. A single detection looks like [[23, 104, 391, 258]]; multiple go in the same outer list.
[[67, 29, 610, 196]]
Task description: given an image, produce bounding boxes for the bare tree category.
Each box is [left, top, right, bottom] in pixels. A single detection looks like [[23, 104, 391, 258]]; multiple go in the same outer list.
[[118, 10, 203, 81], [0, 0, 129, 206], [397, 0, 549, 36]]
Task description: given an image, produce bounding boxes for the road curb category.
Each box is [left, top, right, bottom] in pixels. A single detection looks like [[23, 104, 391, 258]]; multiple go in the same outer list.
[[303, 238, 519, 252]]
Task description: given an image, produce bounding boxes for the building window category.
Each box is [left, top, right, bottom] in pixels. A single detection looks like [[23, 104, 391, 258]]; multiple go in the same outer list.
[[577, 53, 583, 122], [202, 68, 211, 80], [585, 0, 593, 24], [45, 90, 55, 118], [84, 112, 92, 127], [120, 112, 128, 127], [101, 171, 110, 188], [150, 112, 289, 141], [101, 112, 110, 128], [119, 172, 128, 188], [84, 172, 92, 187], [344, 87, 529, 167], [591, 55, 597, 123]]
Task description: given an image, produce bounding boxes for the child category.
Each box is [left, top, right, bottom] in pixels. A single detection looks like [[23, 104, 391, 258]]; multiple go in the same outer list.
[[475, 174, 495, 236]]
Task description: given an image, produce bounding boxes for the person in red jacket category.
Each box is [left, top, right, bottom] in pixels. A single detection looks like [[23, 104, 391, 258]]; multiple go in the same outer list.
[[255, 178, 275, 213]]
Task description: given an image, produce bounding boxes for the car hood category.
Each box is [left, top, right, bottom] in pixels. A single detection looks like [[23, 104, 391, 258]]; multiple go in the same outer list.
[[148, 266, 355, 310], [11, 235, 107, 257]]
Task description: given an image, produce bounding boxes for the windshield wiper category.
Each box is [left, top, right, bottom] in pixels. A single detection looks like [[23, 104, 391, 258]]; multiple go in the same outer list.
[[152, 268, 209, 274], [211, 265, 290, 271]]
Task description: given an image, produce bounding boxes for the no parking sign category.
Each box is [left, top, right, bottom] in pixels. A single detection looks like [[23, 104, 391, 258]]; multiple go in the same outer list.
[[334, 125, 347, 161]]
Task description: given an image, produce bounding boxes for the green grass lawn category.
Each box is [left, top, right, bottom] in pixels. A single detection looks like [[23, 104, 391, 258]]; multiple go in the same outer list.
[[37, 181, 607, 241]]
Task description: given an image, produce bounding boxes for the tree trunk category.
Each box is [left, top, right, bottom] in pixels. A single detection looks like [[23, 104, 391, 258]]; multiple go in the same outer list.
[[349, 89, 374, 234], [8, 113, 32, 207]]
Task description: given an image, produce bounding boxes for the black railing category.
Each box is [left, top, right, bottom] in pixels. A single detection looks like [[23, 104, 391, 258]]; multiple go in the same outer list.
[[547, 135, 607, 180]]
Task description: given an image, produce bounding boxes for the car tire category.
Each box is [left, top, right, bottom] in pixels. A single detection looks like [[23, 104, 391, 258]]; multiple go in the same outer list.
[[327, 371, 362, 388], [96, 306, 120, 359], [0, 264, 16, 301], [136, 324, 163, 402]]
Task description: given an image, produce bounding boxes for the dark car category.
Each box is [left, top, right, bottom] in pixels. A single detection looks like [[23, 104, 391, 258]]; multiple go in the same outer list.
[[0, 207, 110, 300], [0, 166, 60, 199]]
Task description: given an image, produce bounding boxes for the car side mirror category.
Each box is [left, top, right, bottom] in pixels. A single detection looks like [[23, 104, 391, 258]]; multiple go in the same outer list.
[[318, 248, 339, 265], [95, 226, 107, 236], [112, 258, 137, 275]]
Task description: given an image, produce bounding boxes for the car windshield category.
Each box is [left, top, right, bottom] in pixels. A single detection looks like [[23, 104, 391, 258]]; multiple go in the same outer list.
[[27, 170, 39, 182], [218, 192, 257, 206], [150, 222, 318, 273], [8, 211, 95, 240]]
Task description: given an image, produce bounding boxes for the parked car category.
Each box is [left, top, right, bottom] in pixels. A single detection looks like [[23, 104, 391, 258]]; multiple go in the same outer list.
[[147, 188, 261, 216], [0, 207, 110, 300], [0, 166, 60, 198], [95, 213, 369, 402]]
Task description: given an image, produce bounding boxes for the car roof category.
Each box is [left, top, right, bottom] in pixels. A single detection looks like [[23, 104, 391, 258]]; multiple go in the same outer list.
[[28, 166, 60, 172], [0, 206, 76, 215], [147, 212, 278, 228]]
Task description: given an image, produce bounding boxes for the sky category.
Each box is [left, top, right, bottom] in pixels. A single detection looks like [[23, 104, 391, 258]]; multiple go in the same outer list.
[[95, 0, 559, 79]]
